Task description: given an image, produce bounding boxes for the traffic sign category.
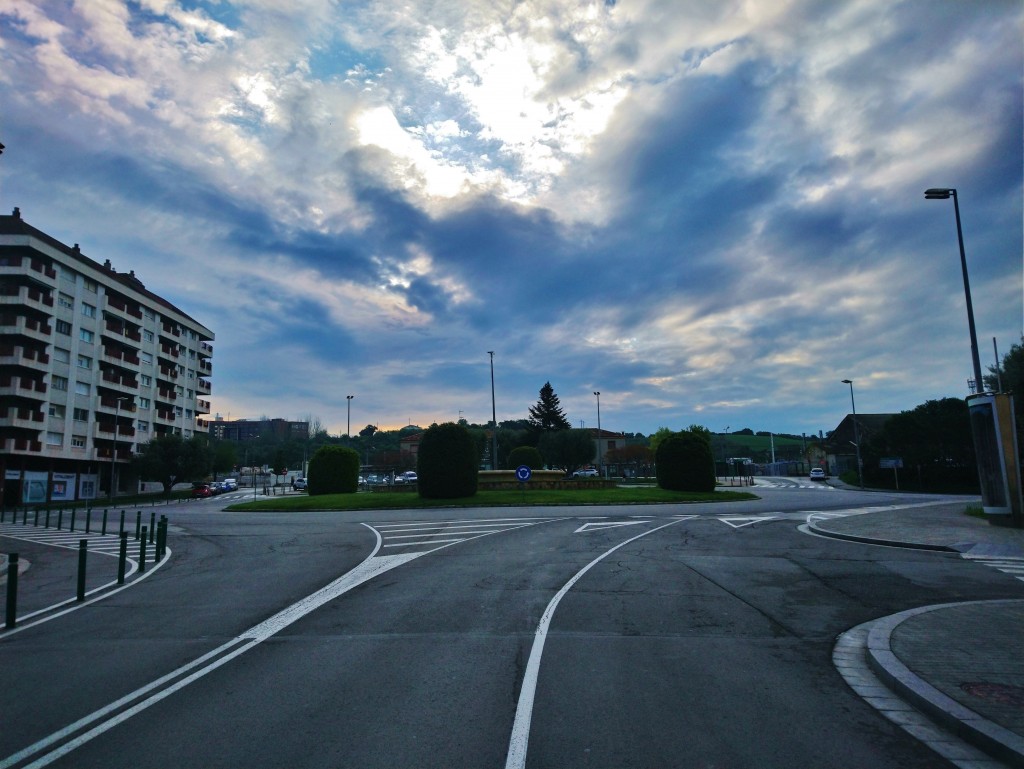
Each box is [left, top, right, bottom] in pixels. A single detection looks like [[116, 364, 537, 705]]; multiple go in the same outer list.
[[515, 465, 532, 482]]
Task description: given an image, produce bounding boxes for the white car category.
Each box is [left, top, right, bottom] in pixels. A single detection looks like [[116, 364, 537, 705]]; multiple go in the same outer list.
[[573, 468, 599, 477], [293, 477, 308, 490], [397, 471, 418, 483], [809, 468, 826, 481]]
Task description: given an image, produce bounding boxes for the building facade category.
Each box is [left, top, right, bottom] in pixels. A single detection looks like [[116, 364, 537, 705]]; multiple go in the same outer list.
[[0, 207, 214, 506], [209, 417, 309, 443]]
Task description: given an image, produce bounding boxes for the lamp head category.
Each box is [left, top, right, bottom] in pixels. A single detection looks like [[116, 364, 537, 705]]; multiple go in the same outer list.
[[841, 379, 852, 384], [924, 188, 954, 200]]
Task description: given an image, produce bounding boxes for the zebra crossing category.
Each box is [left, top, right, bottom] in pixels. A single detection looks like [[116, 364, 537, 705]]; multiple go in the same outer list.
[[368, 516, 562, 553], [960, 548, 1024, 583], [0, 521, 138, 558]]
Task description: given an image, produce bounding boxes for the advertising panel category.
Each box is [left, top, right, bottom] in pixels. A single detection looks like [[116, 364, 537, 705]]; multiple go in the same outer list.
[[22, 471, 48, 504], [51, 473, 77, 502], [79, 474, 98, 500]]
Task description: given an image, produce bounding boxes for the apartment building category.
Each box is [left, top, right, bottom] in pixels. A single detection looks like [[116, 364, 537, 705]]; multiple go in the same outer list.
[[0, 207, 214, 506]]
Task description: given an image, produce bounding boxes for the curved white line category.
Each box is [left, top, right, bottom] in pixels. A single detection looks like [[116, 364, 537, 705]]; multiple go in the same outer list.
[[504, 517, 685, 769]]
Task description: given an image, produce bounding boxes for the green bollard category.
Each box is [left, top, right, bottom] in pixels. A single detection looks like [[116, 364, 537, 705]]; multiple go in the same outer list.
[[117, 533, 128, 584], [138, 526, 147, 573], [44, 509, 50, 529], [149, 512, 156, 544], [4, 553, 18, 629], [85, 508, 92, 534], [56, 509, 63, 530], [119, 510, 125, 536], [33, 508, 39, 527], [21, 508, 27, 525], [77, 540, 88, 602], [134, 511, 141, 540], [70, 509, 76, 532], [101, 509, 108, 536]]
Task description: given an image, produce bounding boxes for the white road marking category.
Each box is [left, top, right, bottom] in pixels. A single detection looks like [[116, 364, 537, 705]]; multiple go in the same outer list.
[[504, 517, 687, 769], [717, 516, 777, 528], [574, 520, 650, 533]]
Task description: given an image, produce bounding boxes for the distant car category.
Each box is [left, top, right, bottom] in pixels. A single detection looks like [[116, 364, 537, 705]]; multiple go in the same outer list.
[[365, 474, 381, 484], [573, 468, 599, 477], [293, 477, 307, 490], [208, 481, 225, 494], [397, 471, 418, 484], [810, 468, 826, 481], [222, 478, 238, 491], [192, 484, 213, 498]]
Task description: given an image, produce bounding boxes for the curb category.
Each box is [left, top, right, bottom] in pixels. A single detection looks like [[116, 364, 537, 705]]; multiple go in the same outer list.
[[865, 601, 1024, 768], [806, 521, 958, 552]]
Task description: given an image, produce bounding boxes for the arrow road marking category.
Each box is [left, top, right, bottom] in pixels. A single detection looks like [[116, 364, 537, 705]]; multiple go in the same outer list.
[[718, 515, 777, 528], [574, 520, 650, 533]]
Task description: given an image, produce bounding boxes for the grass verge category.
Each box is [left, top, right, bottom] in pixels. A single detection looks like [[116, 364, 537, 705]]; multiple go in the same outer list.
[[225, 486, 758, 512]]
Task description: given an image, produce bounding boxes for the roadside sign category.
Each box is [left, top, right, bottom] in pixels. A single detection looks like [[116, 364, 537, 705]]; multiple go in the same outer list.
[[879, 458, 903, 469], [515, 465, 532, 482]]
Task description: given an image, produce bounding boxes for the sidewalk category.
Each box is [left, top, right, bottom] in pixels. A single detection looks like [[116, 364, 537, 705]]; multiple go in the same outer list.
[[810, 502, 1024, 767]]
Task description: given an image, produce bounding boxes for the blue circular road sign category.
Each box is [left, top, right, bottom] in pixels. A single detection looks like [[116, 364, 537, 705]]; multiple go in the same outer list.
[[515, 465, 532, 482]]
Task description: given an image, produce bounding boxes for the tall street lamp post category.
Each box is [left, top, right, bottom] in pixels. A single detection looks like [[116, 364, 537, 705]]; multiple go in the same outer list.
[[488, 351, 498, 469], [346, 395, 354, 441], [593, 391, 602, 476], [841, 379, 863, 489], [924, 188, 985, 393]]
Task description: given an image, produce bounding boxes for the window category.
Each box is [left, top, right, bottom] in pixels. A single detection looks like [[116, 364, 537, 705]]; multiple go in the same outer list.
[[46, 431, 63, 446], [187, 369, 195, 379], [141, 352, 153, 365], [79, 328, 94, 343], [48, 403, 66, 418], [189, 350, 196, 360], [61, 267, 76, 283], [137, 421, 149, 433], [139, 397, 151, 409], [51, 375, 68, 391], [81, 303, 96, 318], [186, 389, 194, 399], [185, 409, 193, 419], [71, 435, 86, 448], [77, 354, 92, 369], [144, 308, 156, 320], [73, 407, 89, 421], [140, 374, 153, 387], [178, 364, 185, 374], [143, 329, 154, 342], [53, 347, 70, 364], [56, 319, 72, 335], [175, 406, 183, 417], [75, 381, 90, 395], [177, 385, 185, 397], [83, 278, 97, 292], [58, 293, 74, 309]]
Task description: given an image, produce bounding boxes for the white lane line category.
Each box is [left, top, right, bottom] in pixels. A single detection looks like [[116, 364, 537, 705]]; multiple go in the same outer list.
[[504, 517, 686, 769]]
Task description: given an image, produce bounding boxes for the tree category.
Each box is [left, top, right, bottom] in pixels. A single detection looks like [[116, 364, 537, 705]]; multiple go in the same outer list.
[[359, 424, 378, 438], [538, 428, 594, 472], [986, 341, 1024, 446], [527, 382, 571, 439], [308, 446, 360, 495], [132, 434, 212, 494], [656, 429, 715, 492], [507, 445, 544, 470], [212, 441, 237, 479], [418, 423, 479, 499]]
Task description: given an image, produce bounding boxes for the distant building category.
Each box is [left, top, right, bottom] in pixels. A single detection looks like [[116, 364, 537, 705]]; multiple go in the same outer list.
[[827, 413, 894, 475], [210, 417, 309, 443], [0, 207, 214, 505]]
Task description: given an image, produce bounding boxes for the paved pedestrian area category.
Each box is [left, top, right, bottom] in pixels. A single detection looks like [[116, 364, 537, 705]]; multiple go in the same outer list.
[[811, 500, 1024, 768]]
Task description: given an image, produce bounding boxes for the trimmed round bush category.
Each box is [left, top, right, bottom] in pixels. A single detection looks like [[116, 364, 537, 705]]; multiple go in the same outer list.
[[417, 422, 479, 499], [507, 445, 544, 470], [656, 431, 715, 492], [307, 445, 360, 495]]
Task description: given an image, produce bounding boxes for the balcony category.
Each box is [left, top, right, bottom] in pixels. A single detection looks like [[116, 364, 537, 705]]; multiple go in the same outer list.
[[155, 409, 175, 422], [198, 341, 214, 357], [196, 378, 211, 394], [0, 375, 47, 400], [104, 295, 143, 320], [102, 317, 142, 344], [0, 284, 54, 310], [99, 371, 139, 393], [160, 322, 181, 338], [0, 407, 45, 429], [101, 347, 141, 370], [96, 395, 137, 413], [95, 445, 133, 461], [0, 314, 52, 342], [0, 346, 50, 373], [196, 398, 210, 414], [198, 359, 212, 374], [3, 437, 43, 453], [93, 421, 136, 440], [0, 257, 56, 283]]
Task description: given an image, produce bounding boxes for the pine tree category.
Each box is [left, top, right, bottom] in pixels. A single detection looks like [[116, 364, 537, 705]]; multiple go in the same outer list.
[[527, 382, 572, 435]]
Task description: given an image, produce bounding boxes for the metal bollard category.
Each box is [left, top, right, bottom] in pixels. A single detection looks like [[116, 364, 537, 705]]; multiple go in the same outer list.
[[33, 508, 39, 526], [21, 508, 27, 525], [56, 509, 63, 530], [134, 511, 141, 540], [77, 540, 88, 602], [119, 509, 125, 537], [117, 533, 128, 585], [149, 512, 156, 544], [70, 509, 76, 532], [158, 516, 168, 560], [85, 508, 92, 534], [45, 508, 50, 529], [138, 526, 147, 573], [102, 509, 108, 536], [4, 553, 18, 629]]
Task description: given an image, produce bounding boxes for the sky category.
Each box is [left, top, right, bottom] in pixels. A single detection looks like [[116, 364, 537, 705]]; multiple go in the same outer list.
[[0, 0, 1021, 439]]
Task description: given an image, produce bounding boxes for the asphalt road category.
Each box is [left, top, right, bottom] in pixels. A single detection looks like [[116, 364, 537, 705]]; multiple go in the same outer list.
[[2, 483, 1018, 768]]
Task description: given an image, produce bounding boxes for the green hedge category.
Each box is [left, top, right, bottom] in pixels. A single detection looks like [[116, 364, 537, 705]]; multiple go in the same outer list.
[[656, 431, 715, 492], [418, 423, 479, 499], [507, 445, 544, 470], [307, 445, 360, 495]]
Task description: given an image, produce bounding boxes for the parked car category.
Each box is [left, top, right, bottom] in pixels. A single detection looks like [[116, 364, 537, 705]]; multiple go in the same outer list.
[[292, 477, 307, 490], [809, 468, 826, 481], [573, 468, 599, 477], [365, 474, 382, 484], [222, 478, 238, 491], [397, 471, 418, 484], [192, 484, 213, 498]]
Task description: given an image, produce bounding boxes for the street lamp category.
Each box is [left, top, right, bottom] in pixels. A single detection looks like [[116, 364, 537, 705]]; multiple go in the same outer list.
[[488, 352, 498, 469], [841, 379, 863, 489], [346, 395, 354, 440], [924, 188, 985, 393], [593, 391, 602, 476]]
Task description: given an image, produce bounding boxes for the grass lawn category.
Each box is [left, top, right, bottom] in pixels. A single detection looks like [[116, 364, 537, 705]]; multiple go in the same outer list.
[[225, 486, 758, 512]]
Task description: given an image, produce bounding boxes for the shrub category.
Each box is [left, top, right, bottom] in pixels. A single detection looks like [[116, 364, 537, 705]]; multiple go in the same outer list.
[[307, 445, 360, 495], [418, 422, 479, 499], [656, 430, 715, 492], [507, 445, 544, 470]]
